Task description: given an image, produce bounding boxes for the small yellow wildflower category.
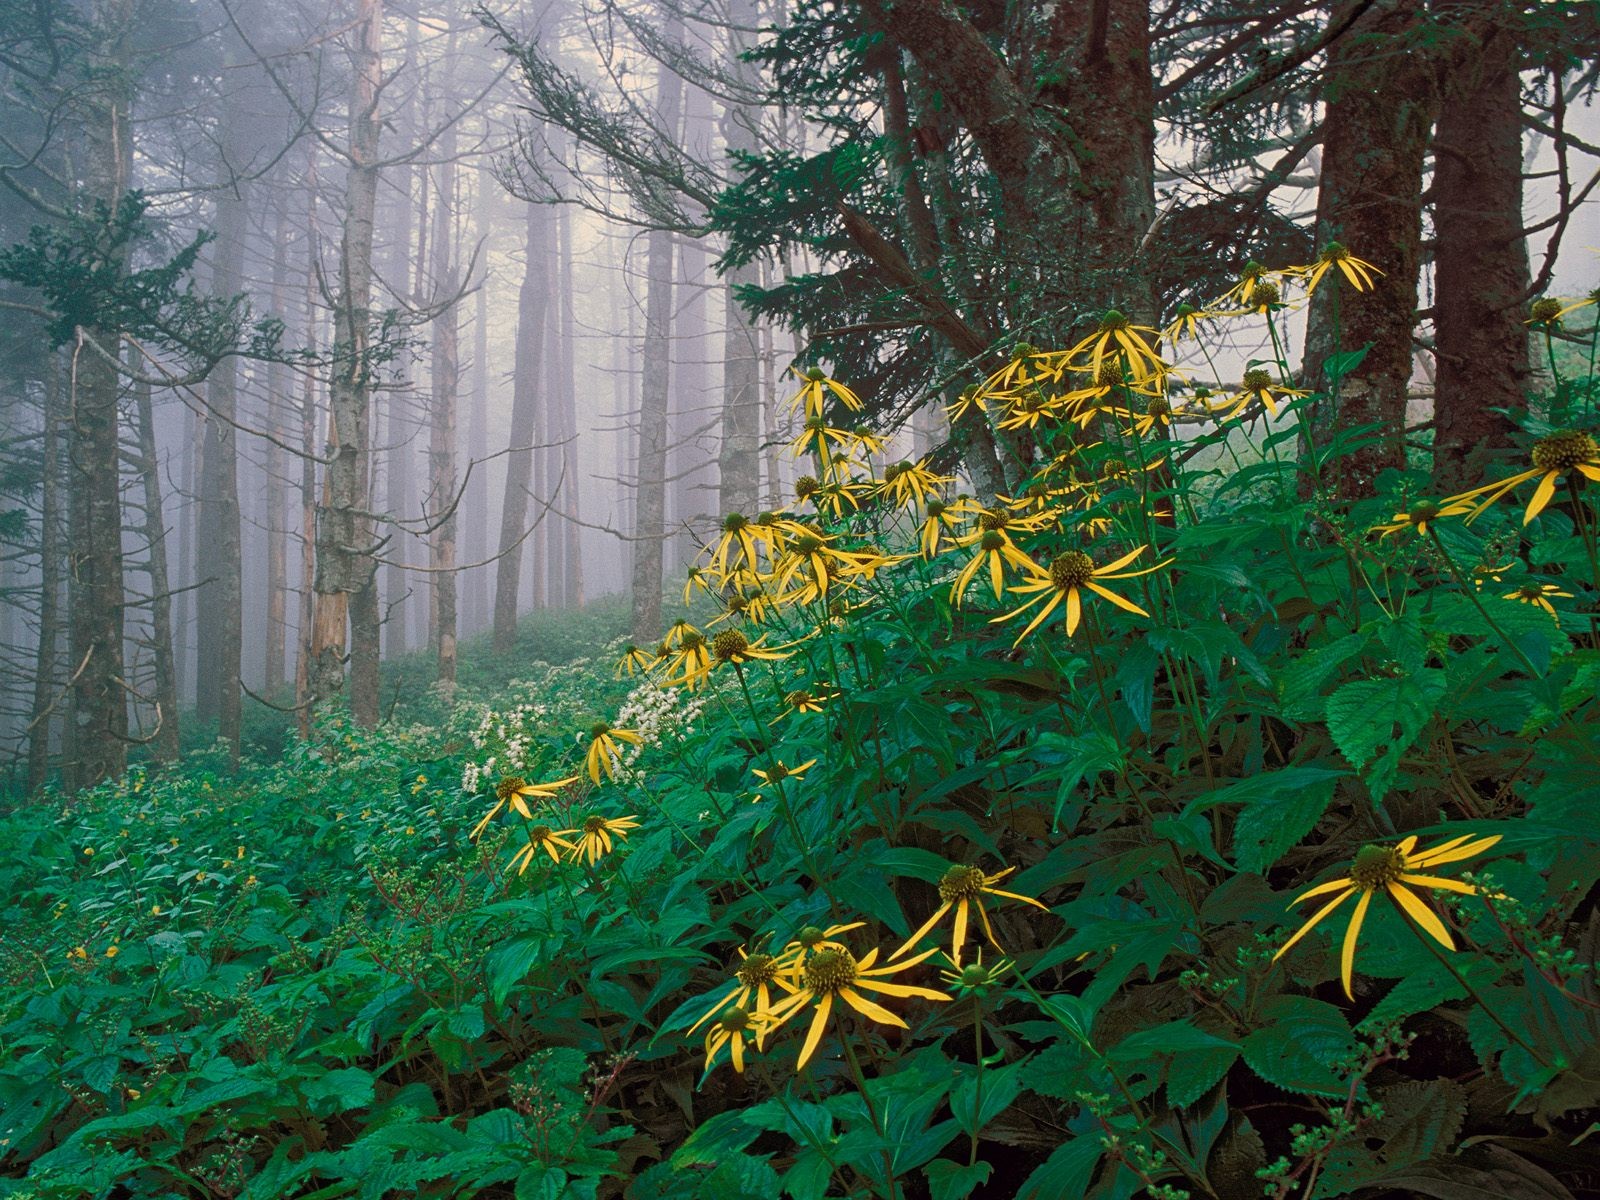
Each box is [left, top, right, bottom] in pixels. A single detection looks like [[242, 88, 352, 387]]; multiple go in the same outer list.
[[1272, 832, 1501, 999], [615, 644, 658, 678], [1504, 582, 1572, 618], [507, 824, 579, 874], [687, 948, 791, 1044], [786, 365, 863, 420], [569, 814, 641, 865], [586, 724, 644, 783], [701, 1005, 774, 1074], [892, 865, 1049, 966], [1292, 241, 1382, 294], [1371, 498, 1475, 538], [992, 546, 1169, 641], [1444, 430, 1600, 525], [752, 758, 816, 786], [105, 945, 119, 959]]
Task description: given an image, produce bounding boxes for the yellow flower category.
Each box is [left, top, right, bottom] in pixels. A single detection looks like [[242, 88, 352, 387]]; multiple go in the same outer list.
[[705, 514, 766, 580], [1292, 241, 1382, 294], [752, 758, 816, 786], [1066, 309, 1167, 385], [105, 945, 119, 959], [995, 386, 1072, 431], [660, 630, 713, 690], [963, 343, 1061, 413], [1161, 302, 1224, 348], [615, 644, 658, 679], [786, 365, 863, 420], [992, 546, 1169, 642], [586, 724, 644, 783], [507, 823, 580, 874], [764, 944, 951, 1071], [795, 475, 868, 520], [1272, 832, 1501, 999], [780, 688, 837, 719], [773, 921, 865, 983], [568, 814, 640, 865], [1526, 295, 1595, 329], [1212, 368, 1309, 419], [875, 459, 953, 510], [918, 498, 960, 558], [1444, 430, 1600, 525], [1504, 582, 1572, 618], [473, 774, 582, 839], [701, 1005, 775, 1074], [1370, 498, 1475, 538], [687, 948, 792, 1044], [1218, 260, 1272, 307], [940, 950, 1013, 998], [892, 865, 1049, 967]]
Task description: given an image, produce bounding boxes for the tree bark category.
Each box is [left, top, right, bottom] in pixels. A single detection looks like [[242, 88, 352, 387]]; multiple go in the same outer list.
[[311, 0, 383, 726], [64, 0, 135, 789], [465, 164, 493, 633], [27, 369, 62, 792], [194, 172, 245, 765], [1431, 5, 1528, 492], [295, 174, 321, 739], [492, 201, 550, 652], [1300, 0, 1438, 499], [427, 29, 460, 691], [263, 193, 292, 694], [556, 204, 583, 609], [133, 380, 180, 762]]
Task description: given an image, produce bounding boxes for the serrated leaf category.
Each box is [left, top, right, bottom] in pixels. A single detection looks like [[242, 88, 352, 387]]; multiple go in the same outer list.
[[1241, 995, 1356, 1097], [1324, 670, 1445, 800], [1315, 1079, 1467, 1197]]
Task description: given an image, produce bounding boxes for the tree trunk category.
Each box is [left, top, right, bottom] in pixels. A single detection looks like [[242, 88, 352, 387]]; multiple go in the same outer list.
[[492, 201, 550, 652], [465, 164, 493, 633], [1431, 6, 1528, 492], [556, 204, 583, 608], [64, 0, 135, 790], [311, 0, 383, 726], [194, 177, 245, 765], [27, 370, 62, 792], [133, 380, 180, 762], [428, 31, 459, 691], [1300, 0, 1438, 499], [263, 194, 292, 694], [295, 178, 321, 739]]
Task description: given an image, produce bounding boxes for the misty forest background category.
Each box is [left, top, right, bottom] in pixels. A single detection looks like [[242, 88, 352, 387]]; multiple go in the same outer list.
[[4, 0, 1600, 1197]]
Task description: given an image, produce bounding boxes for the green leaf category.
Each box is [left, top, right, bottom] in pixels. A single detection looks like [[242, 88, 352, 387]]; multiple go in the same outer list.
[[924, 1159, 993, 1200], [871, 845, 953, 883], [1315, 1079, 1467, 1197], [950, 1057, 1028, 1137], [1241, 995, 1356, 1097], [1017, 1136, 1102, 1199], [302, 1067, 376, 1116], [1321, 345, 1370, 383], [1232, 776, 1338, 872], [1324, 670, 1446, 800]]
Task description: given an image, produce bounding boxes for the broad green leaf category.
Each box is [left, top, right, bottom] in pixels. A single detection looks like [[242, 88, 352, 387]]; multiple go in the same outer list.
[[1241, 996, 1356, 1097]]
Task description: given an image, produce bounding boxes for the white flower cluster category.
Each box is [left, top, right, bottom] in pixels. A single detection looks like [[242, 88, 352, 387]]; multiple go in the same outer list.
[[614, 679, 709, 762], [458, 696, 550, 794]]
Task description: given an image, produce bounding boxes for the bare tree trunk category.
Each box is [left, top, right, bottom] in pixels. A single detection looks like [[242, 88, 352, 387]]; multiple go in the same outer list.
[[465, 164, 493, 633], [64, 0, 135, 790], [428, 29, 460, 690], [133, 381, 180, 762], [295, 181, 321, 739], [194, 176, 246, 766], [556, 204, 583, 608], [311, 0, 384, 726], [1300, 0, 1438, 499], [27, 371, 62, 792], [1431, 5, 1528, 492], [263, 194, 292, 694], [175, 405, 198, 706], [492, 201, 550, 652]]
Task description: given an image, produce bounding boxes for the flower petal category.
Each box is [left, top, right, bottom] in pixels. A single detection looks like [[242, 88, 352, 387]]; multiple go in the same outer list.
[[795, 993, 833, 1071], [839, 986, 907, 1028], [1340, 889, 1374, 1000], [1273, 886, 1354, 962], [1388, 882, 1455, 951]]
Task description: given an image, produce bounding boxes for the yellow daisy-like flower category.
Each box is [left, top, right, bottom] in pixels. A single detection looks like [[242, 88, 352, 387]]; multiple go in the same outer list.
[[773, 921, 865, 983], [1272, 832, 1501, 999], [683, 566, 713, 606], [705, 513, 766, 580], [795, 475, 869, 520], [891, 865, 1049, 967], [752, 758, 816, 786], [472, 773, 582, 839], [507, 823, 580, 874], [710, 628, 791, 670], [876, 459, 954, 511], [1066, 309, 1168, 385], [701, 1004, 775, 1074], [779, 688, 837, 719], [1504, 582, 1572, 617], [992, 546, 1169, 642], [1218, 260, 1271, 307], [568, 813, 641, 865], [764, 944, 951, 1071], [1445, 430, 1600, 526], [1525, 295, 1595, 330], [786, 365, 863, 420], [1161, 302, 1226, 349], [948, 527, 1038, 605], [1212, 367, 1309, 419], [966, 343, 1061, 411], [687, 947, 792, 1042], [615, 644, 657, 678], [660, 630, 714, 690], [995, 386, 1072, 431], [1370, 497, 1476, 539], [586, 724, 644, 783], [1293, 241, 1383, 295], [918, 497, 961, 559]]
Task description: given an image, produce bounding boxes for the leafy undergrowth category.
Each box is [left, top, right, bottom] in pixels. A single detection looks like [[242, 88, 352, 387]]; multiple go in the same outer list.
[[5, 280, 1600, 1199]]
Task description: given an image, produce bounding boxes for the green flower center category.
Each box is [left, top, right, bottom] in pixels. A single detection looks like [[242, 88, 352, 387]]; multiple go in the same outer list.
[[1101, 458, 1128, 478], [977, 508, 1009, 531], [1098, 309, 1129, 331], [530, 824, 554, 842], [582, 815, 606, 834], [958, 964, 992, 987], [939, 865, 987, 902], [1253, 281, 1280, 308], [1531, 430, 1596, 472], [803, 948, 857, 993], [590, 722, 612, 739], [1409, 501, 1441, 523], [711, 630, 748, 662], [680, 631, 706, 651], [1145, 397, 1171, 419], [1050, 552, 1096, 591], [1242, 368, 1274, 391], [1529, 298, 1564, 324], [806, 367, 826, 381], [736, 953, 777, 986], [795, 925, 826, 947], [1320, 241, 1348, 263], [1095, 362, 1124, 388], [795, 534, 824, 556], [786, 690, 815, 708], [926, 499, 946, 518], [1242, 260, 1265, 279], [717, 1005, 753, 1031], [1175, 303, 1198, 318], [882, 462, 904, 482], [723, 512, 748, 532], [1012, 342, 1036, 359], [979, 530, 1006, 552], [496, 776, 527, 803], [795, 475, 820, 499], [764, 761, 790, 780], [1350, 844, 1407, 891]]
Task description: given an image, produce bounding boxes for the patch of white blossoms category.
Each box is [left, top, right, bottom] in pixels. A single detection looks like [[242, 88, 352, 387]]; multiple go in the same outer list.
[[458, 689, 550, 794], [613, 680, 709, 764]]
